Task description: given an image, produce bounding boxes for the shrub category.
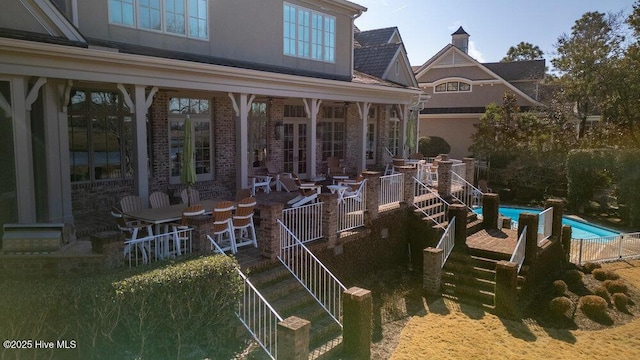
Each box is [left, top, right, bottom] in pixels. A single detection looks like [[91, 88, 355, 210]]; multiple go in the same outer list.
[[418, 136, 451, 157], [563, 269, 584, 285], [549, 296, 573, 318], [593, 285, 611, 305], [592, 268, 620, 281], [579, 295, 608, 318], [582, 262, 602, 274], [553, 280, 568, 296], [612, 293, 629, 311], [604, 279, 628, 294]]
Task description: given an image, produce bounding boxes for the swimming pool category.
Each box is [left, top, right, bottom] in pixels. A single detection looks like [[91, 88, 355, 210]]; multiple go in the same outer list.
[[474, 206, 620, 239]]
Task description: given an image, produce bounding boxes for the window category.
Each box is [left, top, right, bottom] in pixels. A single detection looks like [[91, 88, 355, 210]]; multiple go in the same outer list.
[[168, 97, 212, 182], [284, 104, 306, 118], [434, 81, 472, 93], [283, 3, 336, 63], [109, 0, 207, 39], [68, 90, 132, 182], [249, 102, 267, 167], [388, 106, 400, 157], [319, 106, 345, 160]]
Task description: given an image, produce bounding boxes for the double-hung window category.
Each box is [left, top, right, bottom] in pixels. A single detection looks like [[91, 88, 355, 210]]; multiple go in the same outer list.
[[169, 97, 212, 183], [109, 0, 208, 40], [283, 3, 336, 63]]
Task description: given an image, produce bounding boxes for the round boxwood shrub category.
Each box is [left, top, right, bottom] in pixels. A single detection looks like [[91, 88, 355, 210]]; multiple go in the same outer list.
[[418, 136, 451, 157], [582, 262, 602, 274], [579, 295, 608, 318], [563, 269, 584, 285], [553, 280, 568, 296], [592, 268, 620, 281], [612, 293, 629, 311], [604, 280, 628, 294], [549, 296, 573, 318], [593, 285, 611, 305]]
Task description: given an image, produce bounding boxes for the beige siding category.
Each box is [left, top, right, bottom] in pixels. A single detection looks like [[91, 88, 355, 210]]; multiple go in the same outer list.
[[424, 83, 535, 108], [417, 66, 496, 83], [419, 116, 479, 159], [0, 1, 52, 35]]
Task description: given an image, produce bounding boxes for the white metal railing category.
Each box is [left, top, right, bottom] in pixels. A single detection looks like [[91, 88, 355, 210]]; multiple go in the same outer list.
[[450, 172, 483, 211], [436, 218, 455, 268], [337, 184, 366, 232], [379, 173, 404, 209], [123, 228, 193, 266], [538, 207, 553, 244], [571, 232, 640, 265], [510, 226, 527, 273], [451, 162, 466, 181], [413, 177, 449, 226], [209, 235, 282, 360], [278, 220, 346, 326], [282, 202, 323, 243]]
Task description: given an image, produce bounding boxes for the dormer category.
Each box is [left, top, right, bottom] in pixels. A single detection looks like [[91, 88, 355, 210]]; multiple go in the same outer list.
[[451, 26, 469, 54]]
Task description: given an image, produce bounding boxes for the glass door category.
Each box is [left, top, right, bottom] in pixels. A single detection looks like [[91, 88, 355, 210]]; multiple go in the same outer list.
[[0, 80, 17, 237], [283, 122, 308, 178], [366, 122, 376, 165]]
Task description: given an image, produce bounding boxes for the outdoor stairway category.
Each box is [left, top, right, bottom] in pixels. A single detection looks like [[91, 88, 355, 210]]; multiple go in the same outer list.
[[414, 204, 483, 235], [247, 263, 343, 359]]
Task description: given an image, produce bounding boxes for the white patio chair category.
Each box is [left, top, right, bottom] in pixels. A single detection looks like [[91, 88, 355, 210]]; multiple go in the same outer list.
[[171, 205, 205, 256], [341, 179, 367, 202], [208, 201, 236, 254], [120, 195, 144, 213], [149, 191, 171, 208], [248, 166, 272, 196], [111, 207, 153, 264], [180, 188, 200, 205], [232, 197, 258, 250]]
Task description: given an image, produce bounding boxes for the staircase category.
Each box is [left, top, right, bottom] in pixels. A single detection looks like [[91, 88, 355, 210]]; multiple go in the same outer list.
[[248, 263, 343, 359], [414, 201, 483, 235]]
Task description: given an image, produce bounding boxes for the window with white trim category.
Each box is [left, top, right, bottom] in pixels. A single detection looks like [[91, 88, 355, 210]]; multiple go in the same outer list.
[[319, 106, 345, 160], [388, 106, 400, 157], [109, 0, 208, 39], [249, 102, 268, 167], [434, 81, 472, 93], [283, 3, 336, 63]]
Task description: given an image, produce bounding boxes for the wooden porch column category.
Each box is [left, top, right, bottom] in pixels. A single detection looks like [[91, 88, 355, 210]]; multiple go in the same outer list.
[[303, 98, 322, 179], [229, 93, 255, 191], [356, 102, 370, 173]]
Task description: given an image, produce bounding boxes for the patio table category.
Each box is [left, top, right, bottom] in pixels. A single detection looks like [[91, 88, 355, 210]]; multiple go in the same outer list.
[[327, 184, 351, 203]]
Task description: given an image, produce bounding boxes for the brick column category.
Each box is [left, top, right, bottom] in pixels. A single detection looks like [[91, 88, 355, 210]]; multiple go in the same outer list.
[[423, 247, 443, 296], [362, 171, 381, 222], [561, 225, 572, 263], [463, 157, 475, 183], [482, 193, 500, 230], [188, 214, 214, 254], [518, 212, 539, 266], [448, 204, 468, 250], [319, 193, 338, 248], [495, 260, 518, 317], [544, 198, 564, 239], [277, 316, 310, 360], [258, 202, 284, 260], [394, 165, 417, 206], [91, 231, 124, 269], [343, 287, 372, 359], [437, 160, 453, 199]]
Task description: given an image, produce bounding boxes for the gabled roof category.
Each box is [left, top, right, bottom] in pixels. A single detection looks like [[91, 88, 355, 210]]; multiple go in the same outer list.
[[483, 60, 545, 81], [354, 43, 401, 78], [354, 27, 399, 47]]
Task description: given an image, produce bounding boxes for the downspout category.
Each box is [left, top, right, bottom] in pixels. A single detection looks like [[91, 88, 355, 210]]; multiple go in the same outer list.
[[350, 9, 364, 78]]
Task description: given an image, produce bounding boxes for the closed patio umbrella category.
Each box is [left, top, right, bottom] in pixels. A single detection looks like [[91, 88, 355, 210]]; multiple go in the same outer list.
[[181, 115, 197, 205], [405, 110, 417, 154]]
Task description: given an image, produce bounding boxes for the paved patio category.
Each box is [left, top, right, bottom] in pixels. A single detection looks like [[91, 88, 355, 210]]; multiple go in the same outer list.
[[466, 228, 518, 256]]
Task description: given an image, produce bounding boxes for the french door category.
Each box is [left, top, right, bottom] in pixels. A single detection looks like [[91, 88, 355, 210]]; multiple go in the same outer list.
[[283, 121, 308, 179]]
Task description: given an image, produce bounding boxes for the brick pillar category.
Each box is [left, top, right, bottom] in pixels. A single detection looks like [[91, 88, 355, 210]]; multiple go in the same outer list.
[[482, 193, 500, 230], [187, 214, 214, 254], [544, 198, 564, 239], [561, 225, 572, 263], [495, 260, 518, 317], [518, 212, 539, 266], [319, 193, 338, 248], [258, 202, 284, 260], [437, 160, 453, 199], [277, 316, 310, 360], [395, 165, 417, 206], [463, 157, 475, 183], [447, 204, 468, 249], [423, 247, 443, 296], [91, 231, 124, 269], [343, 287, 372, 359], [362, 171, 381, 222]]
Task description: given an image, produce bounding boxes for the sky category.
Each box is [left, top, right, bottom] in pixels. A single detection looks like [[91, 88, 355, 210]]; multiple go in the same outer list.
[[354, 0, 635, 67]]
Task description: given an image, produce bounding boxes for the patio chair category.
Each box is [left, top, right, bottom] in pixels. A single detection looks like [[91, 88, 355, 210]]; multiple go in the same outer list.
[[478, 179, 492, 193], [248, 166, 272, 196], [111, 207, 153, 264], [341, 179, 367, 202], [149, 191, 171, 208], [171, 205, 205, 256], [327, 156, 346, 176], [208, 201, 236, 253], [180, 188, 200, 205], [120, 195, 144, 213], [281, 174, 320, 207], [266, 160, 285, 191], [232, 197, 258, 251]]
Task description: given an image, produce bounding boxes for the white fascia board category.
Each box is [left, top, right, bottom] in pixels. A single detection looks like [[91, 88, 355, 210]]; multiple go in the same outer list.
[[0, 38, 419, 104]]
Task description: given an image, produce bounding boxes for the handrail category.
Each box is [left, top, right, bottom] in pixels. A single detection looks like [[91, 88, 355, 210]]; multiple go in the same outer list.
[[450, 172, 483, 212], [510, 226, 527, 273], [538, 207, 553, 244], [278, 220, 347, 327], [379, 173, 404, 208], [413, 176, 450, 226], [435, 218, 456, 268]]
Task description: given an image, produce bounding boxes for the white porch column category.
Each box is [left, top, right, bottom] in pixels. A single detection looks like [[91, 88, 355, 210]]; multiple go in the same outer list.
[[303, 98, 322, 179], [356, 102, 370, 173], [229, 93, 255, 190], [11, 77, 36, 222]]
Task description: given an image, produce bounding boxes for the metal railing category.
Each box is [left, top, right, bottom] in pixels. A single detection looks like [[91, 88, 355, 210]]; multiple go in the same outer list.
[[278, 220, 347, 326], [337, 184, 366, 233], [209, 235, 282, 360], [436, 218, 456, 268], [413, 177, 449, 226], [538, 207, 553, 244], [451, 162, 466, 181], [510, 226, 527, 273], [450, 172, 483, 212], [379, 173, 404, 209], [282, 202, 323, 243], [123, 228, 193, 266], [571, 232, 640, 265]]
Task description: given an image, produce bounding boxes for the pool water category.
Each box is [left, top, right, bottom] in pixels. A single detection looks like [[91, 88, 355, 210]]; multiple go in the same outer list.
[[474, 207, 620, 239]]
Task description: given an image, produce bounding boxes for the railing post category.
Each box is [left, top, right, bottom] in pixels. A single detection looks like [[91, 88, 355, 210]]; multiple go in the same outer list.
[[495, 260, 518, 317], [463, 157, 475, 183], [561, 224, 572, 263], [258, 202, 285, 260], [544, 198, 564, 239], [482, 193, 500, 230], [437, 160, 453, 200], [362, 171, 381, 222], [394, 165, 417, 206], [343, 287, 372, 359], [319, 193, 338, 248], [518, 213, 539, 266], [448, 204, 468, 250], [277, 316, 311, 360], [423, 247, 443, 296]]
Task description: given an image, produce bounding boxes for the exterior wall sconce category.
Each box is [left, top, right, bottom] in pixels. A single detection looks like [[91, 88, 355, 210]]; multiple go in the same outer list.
[[274, 121, 284, 140]]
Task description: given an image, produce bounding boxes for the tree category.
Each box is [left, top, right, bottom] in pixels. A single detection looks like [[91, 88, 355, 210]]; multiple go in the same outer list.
[[501, 41, 544, 62]]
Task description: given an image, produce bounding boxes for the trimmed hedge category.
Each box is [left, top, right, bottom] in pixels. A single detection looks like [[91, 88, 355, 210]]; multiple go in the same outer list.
[[418, 136, 451, 158], [0, 255, 243, 359]]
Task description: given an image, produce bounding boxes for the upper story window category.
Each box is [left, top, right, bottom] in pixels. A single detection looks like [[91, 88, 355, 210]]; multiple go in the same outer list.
[[284, 104, 306, 118], [434, 81, 472, 93], [109, 0, 208, 40], [283, 3, 336, 63]]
